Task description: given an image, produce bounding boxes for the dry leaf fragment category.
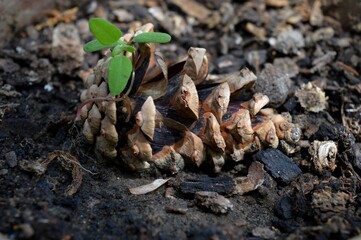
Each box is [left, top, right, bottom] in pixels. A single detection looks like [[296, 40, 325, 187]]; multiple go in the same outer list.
[[129, 178, 169, 195]]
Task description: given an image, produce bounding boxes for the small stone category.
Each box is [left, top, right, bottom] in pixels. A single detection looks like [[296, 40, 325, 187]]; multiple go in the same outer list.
[[273, 30, 304, 55], [195, 191, 233, 214], [0, 169, 8, 175], [253, 149, 302, 184], [255, 63, 291, 107], [5, 151, 17, 168]]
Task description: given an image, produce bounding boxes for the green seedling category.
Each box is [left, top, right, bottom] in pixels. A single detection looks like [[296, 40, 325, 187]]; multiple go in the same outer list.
[[84, 18, 171, 96]]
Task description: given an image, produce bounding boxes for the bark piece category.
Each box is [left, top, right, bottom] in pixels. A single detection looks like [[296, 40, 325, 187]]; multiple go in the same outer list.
[[179, 175, 234, 195], [253, 149, 302, 184]]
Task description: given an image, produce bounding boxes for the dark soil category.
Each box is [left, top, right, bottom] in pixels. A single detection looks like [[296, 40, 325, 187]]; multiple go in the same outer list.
[[1, 1, 361, 239]]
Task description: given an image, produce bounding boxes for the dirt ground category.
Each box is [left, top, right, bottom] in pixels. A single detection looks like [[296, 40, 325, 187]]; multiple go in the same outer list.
[[1, 0, 361, 239]]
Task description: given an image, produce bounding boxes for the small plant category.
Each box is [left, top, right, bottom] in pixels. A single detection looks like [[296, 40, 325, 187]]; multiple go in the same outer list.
[[84, 18, 171, 96]]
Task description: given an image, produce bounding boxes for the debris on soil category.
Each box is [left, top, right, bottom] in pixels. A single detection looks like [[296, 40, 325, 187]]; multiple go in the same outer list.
[[312, 187, 351, 222], [129, 178, 169, 195], [194, 191, 233, 214], [253, 149, 302, 184], [295, 82, 328, 113], [19, 151, 83, 196], [309, 140, 338, 174]]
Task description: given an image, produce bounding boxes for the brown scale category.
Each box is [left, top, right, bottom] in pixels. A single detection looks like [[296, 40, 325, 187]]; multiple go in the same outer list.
[[79, 23, 301, 173]]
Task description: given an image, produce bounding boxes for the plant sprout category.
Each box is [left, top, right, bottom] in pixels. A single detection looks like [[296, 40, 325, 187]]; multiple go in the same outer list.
[[84, 18, 171, 96]]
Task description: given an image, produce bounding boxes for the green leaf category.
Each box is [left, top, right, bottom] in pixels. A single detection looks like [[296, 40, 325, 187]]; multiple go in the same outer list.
[[120, 45, 136, 53], [111, 45, 121, 57], [108, 55, 133, 96], [89, 18, 122, 45], [83, 39, 116, 53], [132, 32, 171, 43]]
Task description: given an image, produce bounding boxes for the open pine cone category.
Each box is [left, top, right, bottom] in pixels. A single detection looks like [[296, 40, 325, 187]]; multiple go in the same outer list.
[[79, 23, 301, 173]]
